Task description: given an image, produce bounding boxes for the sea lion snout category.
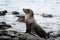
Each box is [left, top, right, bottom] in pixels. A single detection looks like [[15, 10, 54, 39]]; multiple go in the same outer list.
[[23, 8, 34, 17]]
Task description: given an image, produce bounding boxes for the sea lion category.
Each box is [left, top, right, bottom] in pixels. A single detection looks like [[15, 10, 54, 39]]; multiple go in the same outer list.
[[23, 9, 52, 39]]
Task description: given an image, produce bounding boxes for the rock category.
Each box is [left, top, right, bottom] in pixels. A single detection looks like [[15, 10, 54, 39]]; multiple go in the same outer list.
[[15, 14, 22, 17], [0, 22, 11, 29], [12, 11, 20, 15], [47, 37, 55, 40], [0, 30, 7, 36], [51, 34, 60, 38], [12, 36, 19, 40], [0, 10, 8, 16], [42, 13, 53, 18], [0, 29, 19, 40], [8, 30, 18, 34], [7, 30, 19, 38], [19, 33, 45, 40], [0, 36, 11, 40], [17, 15, 25, 22], [0, 29, 59, 40], [12, 11, 25, 22]]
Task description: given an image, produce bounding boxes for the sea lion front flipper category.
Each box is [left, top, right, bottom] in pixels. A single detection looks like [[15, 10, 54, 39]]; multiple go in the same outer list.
[[31, 29, 40, 38], [30, 23, 40, 38]]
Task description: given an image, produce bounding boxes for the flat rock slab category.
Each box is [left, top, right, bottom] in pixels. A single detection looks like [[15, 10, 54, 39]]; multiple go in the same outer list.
[[19, 33, 45, 40], [18, 33, 60, 40]]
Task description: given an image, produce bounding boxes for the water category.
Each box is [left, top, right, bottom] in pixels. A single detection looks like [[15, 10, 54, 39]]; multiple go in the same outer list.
[[0, 0, 60, 35]]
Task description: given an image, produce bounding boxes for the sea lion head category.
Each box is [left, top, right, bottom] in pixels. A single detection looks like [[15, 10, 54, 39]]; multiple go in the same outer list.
[[23, 9, 34, 17]]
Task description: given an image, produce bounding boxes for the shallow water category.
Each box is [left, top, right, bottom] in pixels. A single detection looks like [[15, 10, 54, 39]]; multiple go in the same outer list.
[[0, 0, 60, 35]]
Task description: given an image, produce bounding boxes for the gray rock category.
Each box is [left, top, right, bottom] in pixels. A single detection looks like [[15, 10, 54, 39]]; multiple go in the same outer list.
[[42, 13, 53, 18], [17, 15, 25, 22], [0, 10, 8, 16], [12, 11, 20, 15], [19, 33, 45, 40], [0, 22, 11, 29], [0, 36, 11, 40], [0, 29, 19, 40]]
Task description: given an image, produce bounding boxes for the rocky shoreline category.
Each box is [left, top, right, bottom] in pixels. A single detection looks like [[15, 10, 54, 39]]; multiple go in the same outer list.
[[0, 10, 60, 40]]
